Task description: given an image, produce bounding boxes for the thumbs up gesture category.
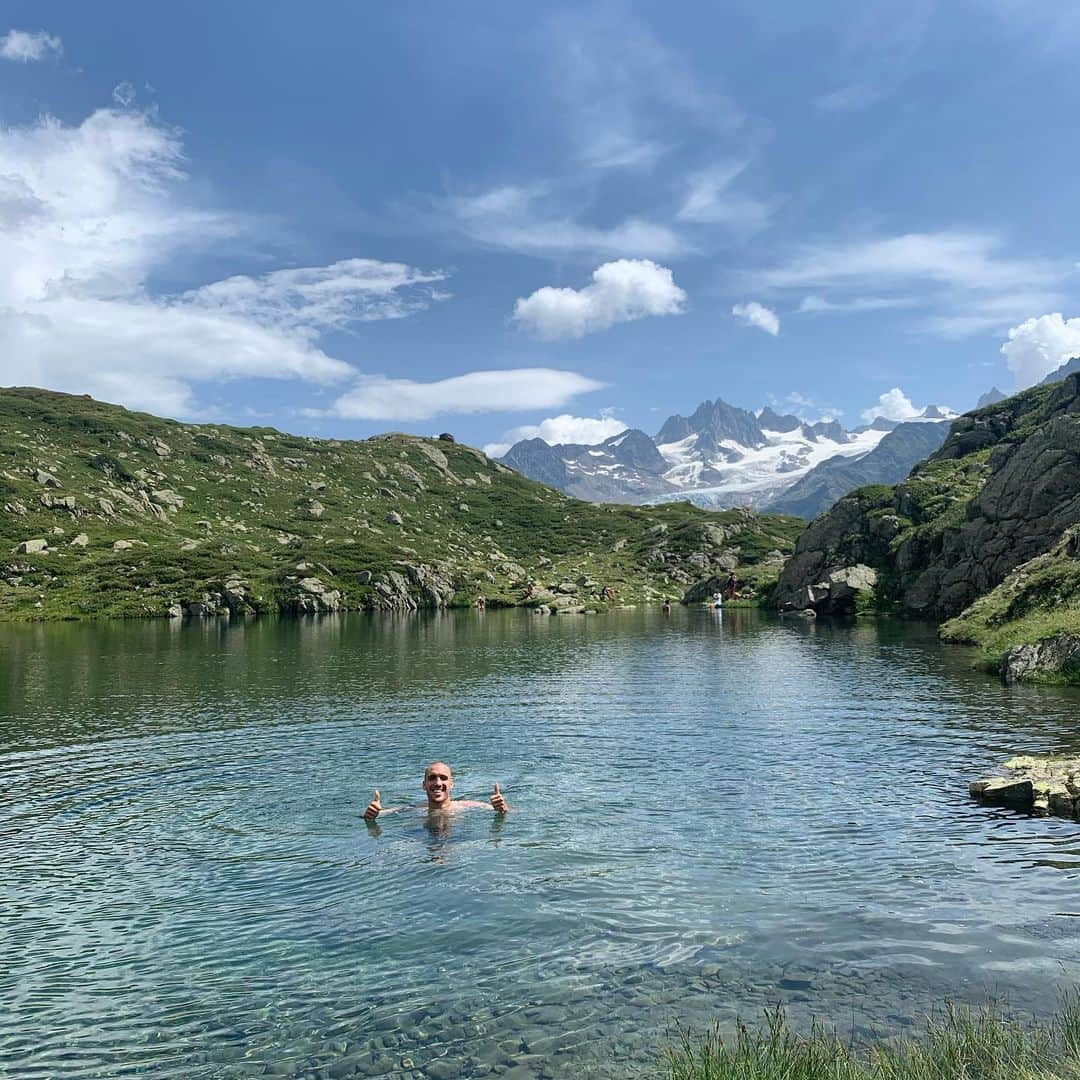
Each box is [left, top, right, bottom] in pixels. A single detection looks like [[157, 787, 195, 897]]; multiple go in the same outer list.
[[364, 789, 382, 821], [491, 782, 508, 814]]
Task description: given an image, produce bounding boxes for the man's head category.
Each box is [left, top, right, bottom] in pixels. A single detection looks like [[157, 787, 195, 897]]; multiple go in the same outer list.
[[422, 761, 454, 809]]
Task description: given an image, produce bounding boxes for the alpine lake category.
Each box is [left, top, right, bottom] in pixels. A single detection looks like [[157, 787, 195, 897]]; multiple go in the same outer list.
[[3, 607, 1080, 1079]]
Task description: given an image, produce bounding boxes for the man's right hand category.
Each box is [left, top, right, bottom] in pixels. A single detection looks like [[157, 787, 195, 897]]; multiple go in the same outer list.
[[364, 789, 382, 821]]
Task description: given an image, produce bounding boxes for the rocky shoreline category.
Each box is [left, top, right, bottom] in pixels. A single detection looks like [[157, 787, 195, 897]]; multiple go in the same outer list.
[[970, 755, 1080, 819]]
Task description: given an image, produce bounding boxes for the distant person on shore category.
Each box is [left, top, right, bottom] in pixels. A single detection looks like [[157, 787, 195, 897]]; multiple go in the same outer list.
[[363, 761, 508, 822], [662, 600, 672, 615], [724, 572, 738, 601]]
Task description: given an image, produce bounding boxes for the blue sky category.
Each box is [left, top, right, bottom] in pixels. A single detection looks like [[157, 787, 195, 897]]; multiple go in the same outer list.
[[3, 1, 1080, 453]]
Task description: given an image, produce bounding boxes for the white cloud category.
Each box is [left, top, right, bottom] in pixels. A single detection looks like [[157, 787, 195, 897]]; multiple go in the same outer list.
[[677, 162, 772, 231], [553, 11, 742, 171], [756, 232, 1056, 293], [773, 391, 843, 424], [798, 295, 914, 314], [0, 105, 449, 416], [111, 81, 137, 107], [813, 83, 881, 112], [320, 369, 605, 423], [513, 259, 686, 340], [1001, 313, 1080, 388], [184, 259, 448, 331], [926, 291, 1065, 339], [0, 29, 61, 62], [754, 231, 1066, 339], [483, 413, 628, 457], [445, 186, 690, 259], [860, 387, 922, 424], [732, 301, 779, 336]]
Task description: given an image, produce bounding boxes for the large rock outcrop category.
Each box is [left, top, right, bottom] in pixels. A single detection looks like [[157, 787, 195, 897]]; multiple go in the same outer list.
[[773, 373, 1080, 622]]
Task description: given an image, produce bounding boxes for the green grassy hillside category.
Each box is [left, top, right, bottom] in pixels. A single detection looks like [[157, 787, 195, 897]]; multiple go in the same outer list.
[[0, 388, 804, 620]]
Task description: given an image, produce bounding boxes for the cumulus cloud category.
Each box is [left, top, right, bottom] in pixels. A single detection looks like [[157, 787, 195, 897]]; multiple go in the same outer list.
[[0, 105, 449, 416], [483, 413, 628, 457], [732, 301, 779, 336], [319, 369, 605, 423], [513, 259, 686, 340], [1001, 313, 1080, 388], [0, 29, 62, 62], [860, 387, 922, 424]]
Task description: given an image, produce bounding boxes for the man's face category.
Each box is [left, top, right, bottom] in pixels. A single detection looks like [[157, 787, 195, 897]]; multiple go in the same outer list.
[[423, 763, 453, 807]]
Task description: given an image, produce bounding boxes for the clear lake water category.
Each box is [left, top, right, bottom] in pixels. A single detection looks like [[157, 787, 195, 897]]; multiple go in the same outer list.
[[2, 607, 1080, 1078]]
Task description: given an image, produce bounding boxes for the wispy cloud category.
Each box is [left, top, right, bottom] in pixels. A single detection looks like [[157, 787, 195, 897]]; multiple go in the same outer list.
[[0, 29, 62, 62], [676, 161, 773, 231], [773, 391, 843, 424], [756, 231, 1056, 292], [798, 295, 915, 314], [514, 259, 686, 340], [319, 369, 605, 422], [0, 104, 448, 417], [553, 10, 742, 171], [430, 13, 758, 259], [752, 231, 1067, 338], [442, 185, 690, 260], [184, 260, 448, 331], [813, 83, 881, 112], [732, 300, 779, 336], [111, 81, 137, 107]]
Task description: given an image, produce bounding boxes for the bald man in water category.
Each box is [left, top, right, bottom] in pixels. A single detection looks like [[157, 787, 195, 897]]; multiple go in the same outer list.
[[363, 761, 508, 821]]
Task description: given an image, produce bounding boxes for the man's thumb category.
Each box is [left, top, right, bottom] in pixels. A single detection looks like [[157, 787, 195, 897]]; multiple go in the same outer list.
[[493, 782, 501, 795], [373, 789, 380, 803]]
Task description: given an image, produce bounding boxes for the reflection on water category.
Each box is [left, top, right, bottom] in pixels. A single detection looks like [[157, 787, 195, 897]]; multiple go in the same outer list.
[[2, 609, 1080, 1078]]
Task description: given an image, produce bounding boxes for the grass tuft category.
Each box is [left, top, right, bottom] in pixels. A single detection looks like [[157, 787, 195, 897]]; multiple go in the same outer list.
[[668, 996, 1080, 1080]]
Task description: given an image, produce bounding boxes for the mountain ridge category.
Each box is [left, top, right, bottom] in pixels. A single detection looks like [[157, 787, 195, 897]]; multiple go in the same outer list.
[[0, 386, 804, 620], [502, 392, 956, 513]]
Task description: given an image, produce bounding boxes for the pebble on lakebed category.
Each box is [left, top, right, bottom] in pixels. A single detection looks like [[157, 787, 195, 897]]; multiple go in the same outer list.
[[970, 755, 1080, 818]]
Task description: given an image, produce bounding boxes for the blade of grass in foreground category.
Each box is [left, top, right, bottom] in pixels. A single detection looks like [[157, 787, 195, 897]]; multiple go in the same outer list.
[[667, 994, 1080, 1080]]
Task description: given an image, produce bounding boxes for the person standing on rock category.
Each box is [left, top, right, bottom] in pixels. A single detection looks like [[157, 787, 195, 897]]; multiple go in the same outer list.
[[724, 572, 738, 601], [363, 761, 509, 822]]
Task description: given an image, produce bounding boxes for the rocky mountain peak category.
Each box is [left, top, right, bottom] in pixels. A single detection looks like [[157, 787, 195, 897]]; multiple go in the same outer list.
[[501, 438, 568, 489], [656, 396, 765, 449], [602, 428, 666, 471], [976, 387, 1007, 409], [758, 407, 802, 433]]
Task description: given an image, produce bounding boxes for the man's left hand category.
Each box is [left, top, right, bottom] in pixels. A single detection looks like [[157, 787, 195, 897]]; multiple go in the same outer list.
[[491, 782, 508, 813]]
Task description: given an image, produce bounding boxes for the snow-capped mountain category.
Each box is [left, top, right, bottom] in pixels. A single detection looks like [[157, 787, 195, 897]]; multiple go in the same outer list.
[[500, 395, 958, 512]]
